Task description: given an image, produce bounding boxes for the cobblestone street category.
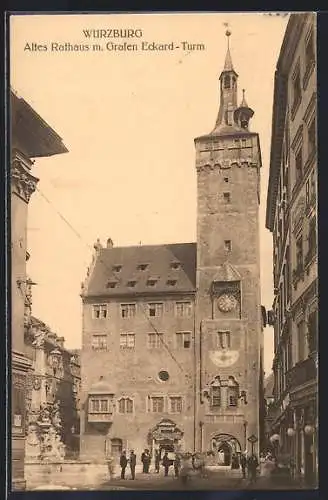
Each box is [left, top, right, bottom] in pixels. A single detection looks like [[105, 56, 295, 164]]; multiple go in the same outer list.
[[98, 470, 305, 491]]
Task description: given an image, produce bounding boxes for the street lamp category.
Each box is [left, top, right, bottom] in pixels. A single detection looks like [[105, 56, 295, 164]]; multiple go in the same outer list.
[[287, 427, 296, 437], [304, 425, 314, 436]]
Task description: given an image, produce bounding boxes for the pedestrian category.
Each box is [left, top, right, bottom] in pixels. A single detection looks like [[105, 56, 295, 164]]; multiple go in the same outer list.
[[162, 451, 171, 477], [174, 454, 181, 478], [129, 450, 137, 480], [106, 455, 115, 480], [240, 453, 247, 479], [141, 449, 147, 473], [120, 450, 128, 479], [144, 449, 151, 473], [154, 449, 160, 473], [247, 453, 259, 484], [231, 453, 239, 469]]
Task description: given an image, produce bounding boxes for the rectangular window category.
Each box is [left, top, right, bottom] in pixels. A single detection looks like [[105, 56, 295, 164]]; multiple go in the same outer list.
[[292, 66, 301, 111], [295, 148, 303, 182], [167, 279, 177, 287], [224, 240, 232, 252], [89, 398, 110, 413], [227, 388, 238, 407], [223, 192, 231, 203], [121, 303, 136, 318], [224, 177, 229, 183], [148, 303, 163, 317], [217, 331, 231, 349], [308, 119, 316, 157], [176, 332, 191, 349], [112, 265, 122, 272], [211, 386, 221, 407], [170, 397, 182, 413], [306, 179, 310, 206], [92, 304, 108, 319], [305, 30, 315, 71], [176, 301, 192, 317], [307, 217, 317, 257], [151, 397, 164, 413], [310, 171, 316, 202], [120, 333, 135, 348], [297, 320, 306, 361], [91, 334, 108, 351], [296, 236, 303, 269], [307, 310, 318, 353], [147, 278, 157, 287], [147, 333, 163, 349]]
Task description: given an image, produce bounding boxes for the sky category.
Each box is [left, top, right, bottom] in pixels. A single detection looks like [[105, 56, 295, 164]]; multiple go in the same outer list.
[[10, 12, 289, 376]]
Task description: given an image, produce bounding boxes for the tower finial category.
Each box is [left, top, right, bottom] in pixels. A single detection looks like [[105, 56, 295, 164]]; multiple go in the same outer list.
[[240, 89, 249, 108]]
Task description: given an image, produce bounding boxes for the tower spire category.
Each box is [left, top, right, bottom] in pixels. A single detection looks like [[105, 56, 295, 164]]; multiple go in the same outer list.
[[224, 29, 234, 71]]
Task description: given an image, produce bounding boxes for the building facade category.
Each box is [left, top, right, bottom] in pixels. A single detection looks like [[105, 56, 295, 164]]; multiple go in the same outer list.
[[265, 13, 318, 487], [11, 90, 67, 490], [80, 33, 263, 466]]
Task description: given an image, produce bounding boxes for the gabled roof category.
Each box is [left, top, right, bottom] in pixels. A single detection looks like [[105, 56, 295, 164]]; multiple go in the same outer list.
[[212, 262, 241, 282], [84, 242, 197, 298]]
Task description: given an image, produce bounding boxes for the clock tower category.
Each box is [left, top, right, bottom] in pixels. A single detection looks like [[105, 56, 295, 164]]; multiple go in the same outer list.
[[194, 30, 263, 458]]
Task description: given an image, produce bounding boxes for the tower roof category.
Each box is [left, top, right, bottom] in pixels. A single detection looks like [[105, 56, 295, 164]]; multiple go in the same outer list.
[[212, 261, 241, 282], [240, 89, 248, 108]]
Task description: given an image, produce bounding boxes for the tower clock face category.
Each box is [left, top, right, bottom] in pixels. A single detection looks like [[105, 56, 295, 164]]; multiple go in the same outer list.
[[217, 294, 237, 313]]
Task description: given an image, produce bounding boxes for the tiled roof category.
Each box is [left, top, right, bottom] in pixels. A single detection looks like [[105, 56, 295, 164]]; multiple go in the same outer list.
[[84, 243, 197, 298]]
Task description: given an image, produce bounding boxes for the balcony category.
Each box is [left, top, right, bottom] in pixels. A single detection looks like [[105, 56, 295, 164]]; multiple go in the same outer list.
[[88, 412, 113, 423], [286, 357, 317, 392]]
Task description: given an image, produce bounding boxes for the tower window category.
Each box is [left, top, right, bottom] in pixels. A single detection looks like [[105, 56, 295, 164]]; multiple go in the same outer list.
[[218, 331, 231, 349], [211, 386, 221, 407], [223, 192, 231, 203], [224, 240, 232, 252], [224, 75, 230, 89]]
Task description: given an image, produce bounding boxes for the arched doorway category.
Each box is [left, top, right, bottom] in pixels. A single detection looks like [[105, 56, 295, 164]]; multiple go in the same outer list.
[[211, 434, 242, 467], [148, 419, 183, 460]]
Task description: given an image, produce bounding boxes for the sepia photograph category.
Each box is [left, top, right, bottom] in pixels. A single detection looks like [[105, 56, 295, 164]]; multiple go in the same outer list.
[[9, 11, 318, 491]]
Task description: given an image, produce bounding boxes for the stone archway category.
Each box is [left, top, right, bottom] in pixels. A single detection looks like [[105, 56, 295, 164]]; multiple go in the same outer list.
[[211, 433, 242, 467], [148, 419, 183, 459]]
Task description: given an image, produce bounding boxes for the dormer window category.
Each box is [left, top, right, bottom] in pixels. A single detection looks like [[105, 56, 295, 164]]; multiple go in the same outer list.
[[113, 265, 122, 272], [170, 262, 181, 270], [147, 278, 157, 287], [167, 279, 177, 287], [137, 264, 148, 271], [127, 280, 137, 288]]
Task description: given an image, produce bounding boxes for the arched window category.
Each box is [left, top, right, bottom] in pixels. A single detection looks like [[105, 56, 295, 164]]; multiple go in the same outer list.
[[118, 397, 134, 414], [224, 75, 231, 89]]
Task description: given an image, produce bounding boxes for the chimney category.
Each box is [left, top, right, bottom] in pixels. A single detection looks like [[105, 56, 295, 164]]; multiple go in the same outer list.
[[107, 238, 114, 249]]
